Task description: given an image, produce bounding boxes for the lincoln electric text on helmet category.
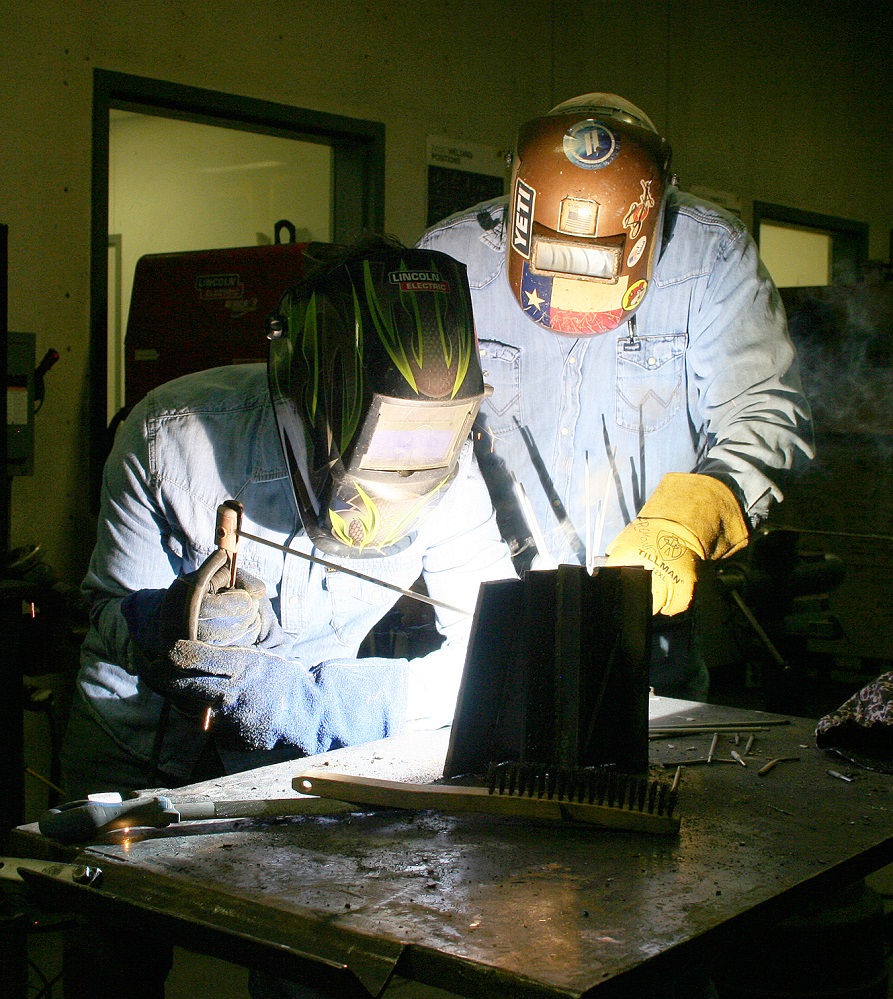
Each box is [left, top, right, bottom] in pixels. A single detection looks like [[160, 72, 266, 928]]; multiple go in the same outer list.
[[268, 241, 486, 557], [508, 93, 673, 335]]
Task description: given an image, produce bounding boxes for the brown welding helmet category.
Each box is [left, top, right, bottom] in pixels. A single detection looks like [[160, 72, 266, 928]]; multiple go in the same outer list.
[[507, 93, 672, 335]]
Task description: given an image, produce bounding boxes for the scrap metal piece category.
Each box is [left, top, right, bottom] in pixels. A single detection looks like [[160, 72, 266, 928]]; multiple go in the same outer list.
[[827, 769, 855, 783], [444, 565, 651, 777]]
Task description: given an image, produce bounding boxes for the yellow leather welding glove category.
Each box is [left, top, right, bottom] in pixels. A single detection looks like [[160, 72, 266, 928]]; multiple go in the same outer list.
[[605, 473, 749, 616]]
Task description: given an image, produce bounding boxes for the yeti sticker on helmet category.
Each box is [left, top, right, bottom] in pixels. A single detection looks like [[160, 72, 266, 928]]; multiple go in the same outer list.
[[512, 178, 535, 258]]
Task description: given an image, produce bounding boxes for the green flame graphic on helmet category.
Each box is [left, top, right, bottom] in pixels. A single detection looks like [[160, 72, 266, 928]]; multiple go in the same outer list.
[[362, 258, 474, 400], [328, 474, 453, 552], [271, 240, 486, 558], [296, 284, 365, 458]]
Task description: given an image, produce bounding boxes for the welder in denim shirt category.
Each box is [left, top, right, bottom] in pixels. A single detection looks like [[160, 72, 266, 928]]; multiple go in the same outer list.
[[62, 238, 515, 798], [419, 93, 814, 697]]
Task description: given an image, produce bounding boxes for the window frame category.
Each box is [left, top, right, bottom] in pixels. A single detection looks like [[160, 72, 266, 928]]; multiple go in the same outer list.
[[753, 201, 869, 287]]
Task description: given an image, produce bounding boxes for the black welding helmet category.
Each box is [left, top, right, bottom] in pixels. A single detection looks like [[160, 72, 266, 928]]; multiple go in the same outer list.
[[268, 237, 486, 557]]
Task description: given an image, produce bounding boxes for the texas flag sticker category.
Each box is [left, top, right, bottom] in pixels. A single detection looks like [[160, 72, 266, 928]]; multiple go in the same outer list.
[[521, 266, 627, 334]]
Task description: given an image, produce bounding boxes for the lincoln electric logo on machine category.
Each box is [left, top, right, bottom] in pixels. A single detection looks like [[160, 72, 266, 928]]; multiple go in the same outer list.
[[389, 270, 450, 293], [196, 273, 258, 316], [196, 273, 244, 299]]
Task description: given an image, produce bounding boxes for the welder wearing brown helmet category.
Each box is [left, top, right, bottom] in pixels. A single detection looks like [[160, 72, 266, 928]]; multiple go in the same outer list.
[[420, 93, 813, 698]]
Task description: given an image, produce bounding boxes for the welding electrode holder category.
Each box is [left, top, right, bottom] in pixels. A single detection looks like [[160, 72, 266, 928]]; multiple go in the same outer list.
[[183, 500, 244, 642]]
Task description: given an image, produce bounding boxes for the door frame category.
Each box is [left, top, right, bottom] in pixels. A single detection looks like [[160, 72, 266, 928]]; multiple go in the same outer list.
[[90, 68, 385, 501]]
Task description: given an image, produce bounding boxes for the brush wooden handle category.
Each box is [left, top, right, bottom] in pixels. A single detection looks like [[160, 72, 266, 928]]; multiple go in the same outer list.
[[293, 770, 680, 835]]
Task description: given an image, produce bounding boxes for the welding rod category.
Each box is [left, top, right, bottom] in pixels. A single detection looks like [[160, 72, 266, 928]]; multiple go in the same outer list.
[[773, 527, 893, 544], [729, 588, 789, 671], [758, 757, 801, 776], [660, 758, 740, 767], [511, 474, 557, 569], [592, 446, 614, 563], [236, 527, 469, 617], [650, 722, 787, 738], [585, 451, 593, 576]]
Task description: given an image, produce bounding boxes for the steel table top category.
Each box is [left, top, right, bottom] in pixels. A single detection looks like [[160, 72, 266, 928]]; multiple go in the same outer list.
[[10, 697, 893, 997]]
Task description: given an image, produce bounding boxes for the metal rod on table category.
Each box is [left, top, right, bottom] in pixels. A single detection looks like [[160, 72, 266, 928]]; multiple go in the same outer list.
[[236, 528, 469, 617], [649, 721, 788, 739]]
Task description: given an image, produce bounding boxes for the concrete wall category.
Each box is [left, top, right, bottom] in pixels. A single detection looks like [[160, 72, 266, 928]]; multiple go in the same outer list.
[[2, 0, 891, 586]]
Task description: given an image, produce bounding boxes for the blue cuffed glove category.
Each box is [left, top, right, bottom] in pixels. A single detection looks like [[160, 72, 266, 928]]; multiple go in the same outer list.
[[125, 564, 407, 752], [160, 641, 408, 753], [122, 565, 301, 725]]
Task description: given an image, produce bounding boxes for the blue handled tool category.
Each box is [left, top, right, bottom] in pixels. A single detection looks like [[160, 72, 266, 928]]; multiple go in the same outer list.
[[39, 792, 351, 844]]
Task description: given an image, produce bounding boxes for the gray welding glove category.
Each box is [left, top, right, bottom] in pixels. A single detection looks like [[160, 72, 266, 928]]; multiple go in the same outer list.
[[122, 565, 282, 701], [122, 565, 270, 659]]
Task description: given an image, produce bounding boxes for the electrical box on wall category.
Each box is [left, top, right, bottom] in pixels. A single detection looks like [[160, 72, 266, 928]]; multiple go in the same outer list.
[[7, 331, 34, 476]]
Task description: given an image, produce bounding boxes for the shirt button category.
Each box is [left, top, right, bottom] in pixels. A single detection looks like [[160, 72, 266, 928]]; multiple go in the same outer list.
[[568, 356, 577, 365], [647, 357, 657, 366], [289, 595, 301, 605], [560, 427, 569, 436]]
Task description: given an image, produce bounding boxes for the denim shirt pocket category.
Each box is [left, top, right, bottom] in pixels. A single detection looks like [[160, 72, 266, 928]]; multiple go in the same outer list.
[[324, 554, 422, 647], [477, 339, 522, 436], [615, 333, 687, 433]]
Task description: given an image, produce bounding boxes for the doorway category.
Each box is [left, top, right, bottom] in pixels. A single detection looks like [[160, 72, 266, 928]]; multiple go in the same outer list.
[[107, 110, 335, 420], [91, 69, 385, 499]]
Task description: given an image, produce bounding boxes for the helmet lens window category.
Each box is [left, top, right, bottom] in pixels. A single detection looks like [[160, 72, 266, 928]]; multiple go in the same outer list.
[[532, 239, 619, 281], [358, 397, 480, 472]]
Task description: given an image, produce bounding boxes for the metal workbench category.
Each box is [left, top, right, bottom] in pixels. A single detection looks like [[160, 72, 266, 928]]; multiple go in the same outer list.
[[8, 697, 893, 997]]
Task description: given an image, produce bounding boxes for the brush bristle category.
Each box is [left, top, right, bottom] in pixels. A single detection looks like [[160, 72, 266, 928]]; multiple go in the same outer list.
[[486, 762, 678, 817]]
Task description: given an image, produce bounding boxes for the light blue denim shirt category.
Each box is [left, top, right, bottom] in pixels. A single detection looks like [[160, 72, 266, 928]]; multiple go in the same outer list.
[[419, 189, 814, 568], [77, 363, 515, 776]]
